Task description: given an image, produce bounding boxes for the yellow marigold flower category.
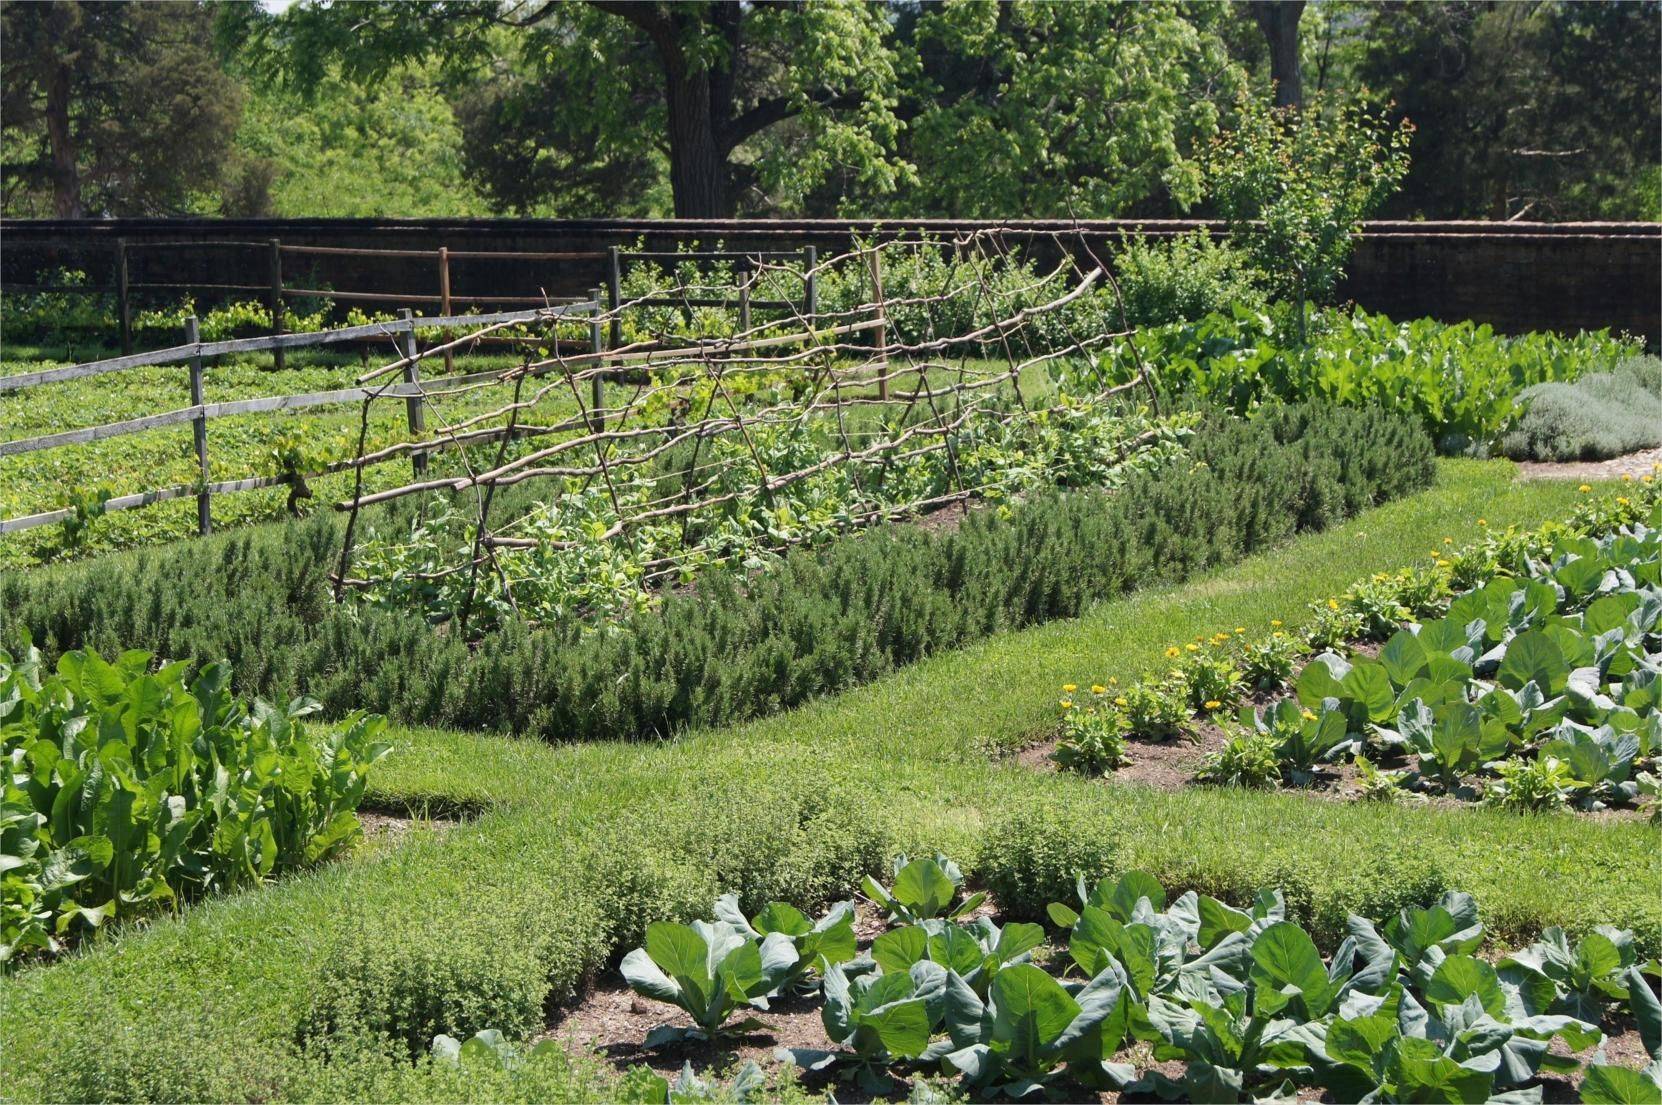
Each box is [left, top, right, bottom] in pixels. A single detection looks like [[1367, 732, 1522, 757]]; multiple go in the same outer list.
[[1204, 700, 1222, 710], [1115, 697, 1129, 707], [1272, 630, 1285, 638], [1270, 619, 1283, 627], [1617, 497, 1630, 506], [1091, 684, 1107, 695], [1109, 677, 1118, 685], [1165, 646, 1181, 658], [1578, 483, 1592, 493], [1477, 518, 1487, 526], [1234, 626, 1246, 634], [1442, 537, 1453, 545], [1186, 643, 1200, 652], [1622, 474, 1633, 482], [1436, 559, 1451, 568], [1301, 709, 1317, 721], [1060, 699, 1074, 709], [1327, 599, 1340, 611], [1062, 684, 1077, 693], [1644, 475, 1655, 484]]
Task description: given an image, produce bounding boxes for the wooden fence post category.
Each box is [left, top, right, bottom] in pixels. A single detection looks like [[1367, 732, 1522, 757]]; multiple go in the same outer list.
[[606, 245, 623, 351], [803, 245, 818, 329], [185, 315, 211, 536], [117, 238, 132, 355], [738, 258, 752, 334], [438, 246, 454, 374], [268, 239, 285, 372], [589, 289, 605, 433], [400, 308, 427, 477], [867, 246, 889, 401]]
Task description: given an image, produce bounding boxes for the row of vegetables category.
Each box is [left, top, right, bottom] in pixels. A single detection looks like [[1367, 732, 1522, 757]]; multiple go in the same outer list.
[[353, 398, 1195, 633], [1, 645, 388, 964], [1053, 476, 1662, 814], [439, 856, 1660, 1103]]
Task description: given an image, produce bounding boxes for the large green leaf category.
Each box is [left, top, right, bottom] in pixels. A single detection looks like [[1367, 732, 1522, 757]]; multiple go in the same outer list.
[[1498, 630, 1570, 696], [1580, 1061, 1662, 1105], [1250, 922, 1336, 1019], [989, 963, 1079, 1066]]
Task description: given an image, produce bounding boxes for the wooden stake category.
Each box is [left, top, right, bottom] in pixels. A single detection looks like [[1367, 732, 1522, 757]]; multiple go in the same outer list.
[[185, 315, 211, 535], [438, 246, 454, 374], [268, 239, 285, 372], [400, 309, 427, 477]]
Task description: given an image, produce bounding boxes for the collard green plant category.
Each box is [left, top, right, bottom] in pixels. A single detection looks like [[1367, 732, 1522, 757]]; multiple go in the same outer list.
[[1, 642, 388, 964], [863, 854, 986, 925], [620, 920, 798, 1044], [713, 894, 858, 991], [779, 962, 945, 1094]]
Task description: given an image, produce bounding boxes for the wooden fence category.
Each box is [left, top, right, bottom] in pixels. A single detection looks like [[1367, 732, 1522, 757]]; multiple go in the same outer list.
[[8, 238, 821, 370], [0, 302, 598, 537]]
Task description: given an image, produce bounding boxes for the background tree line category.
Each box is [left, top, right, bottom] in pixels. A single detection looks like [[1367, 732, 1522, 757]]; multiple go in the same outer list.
[[2, 0, 1657, 222]]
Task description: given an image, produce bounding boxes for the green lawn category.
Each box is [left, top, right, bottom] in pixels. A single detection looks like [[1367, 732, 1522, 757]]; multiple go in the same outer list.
[[1, 460, 1655, 1102]]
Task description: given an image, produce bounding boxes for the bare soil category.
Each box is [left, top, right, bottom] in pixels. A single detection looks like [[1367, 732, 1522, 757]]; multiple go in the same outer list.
[[1516, 446, 1662, 483]]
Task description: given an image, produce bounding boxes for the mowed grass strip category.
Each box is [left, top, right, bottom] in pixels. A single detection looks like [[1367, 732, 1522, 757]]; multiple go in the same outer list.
[[2, 461, 1655, 1103]]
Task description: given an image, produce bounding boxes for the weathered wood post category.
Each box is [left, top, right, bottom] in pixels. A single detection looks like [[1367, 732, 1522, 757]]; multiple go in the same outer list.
[[803, 245, 818, 329], [268, 239, 285, 372], [589, 289, 606, 433], [400, 308, 427, 477], [117, 238, 132, 355], [867, 245, 889, 401], [185, 315, 211, 536], [438, 246, 454, 374], [737, 258, 752, 335], [606, 245, 623, 351]]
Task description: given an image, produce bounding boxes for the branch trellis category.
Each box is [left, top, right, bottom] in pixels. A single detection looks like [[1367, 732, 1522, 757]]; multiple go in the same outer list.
[[331, 229, 1159, 632]]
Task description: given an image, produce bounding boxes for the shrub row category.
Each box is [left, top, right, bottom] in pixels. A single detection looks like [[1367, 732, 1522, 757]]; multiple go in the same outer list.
[[2, 403, 1435, 743]]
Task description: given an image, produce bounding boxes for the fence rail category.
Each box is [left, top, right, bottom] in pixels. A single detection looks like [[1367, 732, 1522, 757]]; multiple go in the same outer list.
[[0, 302, 598, 537]]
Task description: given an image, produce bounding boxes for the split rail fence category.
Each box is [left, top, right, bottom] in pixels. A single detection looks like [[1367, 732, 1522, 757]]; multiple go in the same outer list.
[[6, 237, 820, 371], [0, 302, 597, 536]]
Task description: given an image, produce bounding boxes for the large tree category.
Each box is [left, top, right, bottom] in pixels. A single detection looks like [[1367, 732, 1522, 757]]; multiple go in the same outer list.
[[228, 0, 907, 218], [1, 0, 244, 217], [890, 0, 1245, 218], [1326, 0, 1660, 220]]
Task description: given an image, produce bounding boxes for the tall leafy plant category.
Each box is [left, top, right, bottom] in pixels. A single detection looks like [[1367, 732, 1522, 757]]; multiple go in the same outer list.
[[1200, 93, 1411, 339]]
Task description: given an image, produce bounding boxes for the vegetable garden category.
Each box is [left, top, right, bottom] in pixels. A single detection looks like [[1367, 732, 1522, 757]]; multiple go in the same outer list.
[[1, 225, 1658, 1104]]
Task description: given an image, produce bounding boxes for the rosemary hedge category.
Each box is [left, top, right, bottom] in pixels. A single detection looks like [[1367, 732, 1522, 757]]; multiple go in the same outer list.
[[1, 403, 1434, 743]]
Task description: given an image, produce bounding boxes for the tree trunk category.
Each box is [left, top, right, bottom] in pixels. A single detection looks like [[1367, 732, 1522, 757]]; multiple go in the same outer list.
[[664, 66, 733, 218], [1253, 1, 1306, 110], [45, 59, 83, 218]]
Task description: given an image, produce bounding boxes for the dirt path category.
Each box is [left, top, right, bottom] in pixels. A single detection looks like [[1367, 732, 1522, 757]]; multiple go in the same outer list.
[[1515, 446, 1662, 482]]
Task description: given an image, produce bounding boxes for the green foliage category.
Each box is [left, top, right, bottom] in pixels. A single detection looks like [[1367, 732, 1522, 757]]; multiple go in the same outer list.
[[1, 403, 1436, 745], [1, 1, 245, 217], [1200, 93, 1411, 315], [1500, 356, 1662, 462], [862, 854, 986, 925], [1051, 706, 1132, 776], [1, 642, 387, 964], [1109, 230, 1267, 328], [619, 921, 797, 1043], [901, 2, 1243, 218], [1123, 304, 1642, 453], [1195, 728, 1282, 789]]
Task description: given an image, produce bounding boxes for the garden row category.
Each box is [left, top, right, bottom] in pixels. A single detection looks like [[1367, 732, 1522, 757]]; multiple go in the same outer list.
[[564, 859, 1660, 1102], [1, 402, 1434, 744], [3, 461, 1652, 1103], [1050, 478, 1662, 816]]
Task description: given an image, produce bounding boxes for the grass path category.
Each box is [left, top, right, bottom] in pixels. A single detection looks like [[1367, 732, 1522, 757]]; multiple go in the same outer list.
[[2, 460, 1656, 1102]]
